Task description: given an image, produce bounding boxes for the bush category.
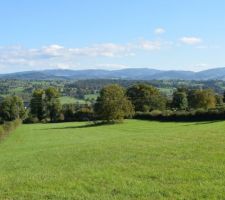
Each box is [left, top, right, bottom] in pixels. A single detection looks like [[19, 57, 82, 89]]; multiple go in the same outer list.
[[23, 114, 39, 124], [134, 109, 225, 122], [0, 119, 21, 141]]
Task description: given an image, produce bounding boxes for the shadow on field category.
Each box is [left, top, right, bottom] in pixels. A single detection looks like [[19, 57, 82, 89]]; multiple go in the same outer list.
[[183, 120, 220, 126], [41, 122, 115, 130]]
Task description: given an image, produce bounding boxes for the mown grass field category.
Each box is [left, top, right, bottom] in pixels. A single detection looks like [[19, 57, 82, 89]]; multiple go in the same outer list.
[[0, 120, 225, 199]]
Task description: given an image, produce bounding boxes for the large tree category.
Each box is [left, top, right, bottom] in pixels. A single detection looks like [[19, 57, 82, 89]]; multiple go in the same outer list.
[[30, 89, 46, 121], [126, 84, 166, 112], [94, 84, 134, 122], [45, 87, 61, 122], [30, 87, 61, 122], [0, 96, 26, 121], [188, 89, 216, 109], [172, 91, 188, 110]]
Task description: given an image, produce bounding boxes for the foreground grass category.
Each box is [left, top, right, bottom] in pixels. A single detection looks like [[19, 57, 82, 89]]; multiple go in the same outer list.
[[0, 120, 225, 199]]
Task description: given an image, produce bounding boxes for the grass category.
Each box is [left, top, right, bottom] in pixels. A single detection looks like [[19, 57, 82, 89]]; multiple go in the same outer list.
[[0, 120, 225, 199], [84, 94, 99, 100], [59, 96, 86, 105]]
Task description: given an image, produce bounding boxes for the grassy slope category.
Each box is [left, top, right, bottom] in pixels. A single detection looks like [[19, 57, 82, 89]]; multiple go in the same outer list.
[[0, 120, 225, 199]]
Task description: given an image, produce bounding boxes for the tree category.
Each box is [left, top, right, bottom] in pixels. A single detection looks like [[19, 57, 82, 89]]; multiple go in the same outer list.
[[215, 94, 224, 106], [30, 87, 62, 122], [126, 84, 166, 112], [30, 89, 46, 121], [223, 91, 225, 103], [62, 104, 76, 122], [94, 84, 134, 122], [0, 96, 26, 121], [172, 91, 188, 110], [188, 89, 216, 109], [45, 87, 61, 122]]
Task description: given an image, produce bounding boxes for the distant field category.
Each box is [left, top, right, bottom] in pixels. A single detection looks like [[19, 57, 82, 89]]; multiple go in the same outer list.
[[59, 96, 86, 105], [158, 87, 175, 96], [84, 93, 99, 100], [0, 120, 225, 199]]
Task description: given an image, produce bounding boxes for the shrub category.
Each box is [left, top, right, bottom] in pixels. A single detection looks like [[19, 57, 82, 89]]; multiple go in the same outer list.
[[134, 109, 225, 122], [0, 119, 21, 141]]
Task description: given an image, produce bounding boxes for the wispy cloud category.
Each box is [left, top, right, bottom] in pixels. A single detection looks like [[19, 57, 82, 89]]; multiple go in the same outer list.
[[0, 39, 167, 72], [154, 28, 166, 35], [180, 37, 202, 45], [138, 40, 162, 50]]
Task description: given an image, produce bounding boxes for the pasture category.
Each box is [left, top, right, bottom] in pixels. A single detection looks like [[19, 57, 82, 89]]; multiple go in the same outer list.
[[0, 120, 225, 199]]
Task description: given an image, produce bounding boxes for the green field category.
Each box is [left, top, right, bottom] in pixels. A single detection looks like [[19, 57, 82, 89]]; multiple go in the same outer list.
[[59, 96, 87, 105], [0, 120, 225, 199]]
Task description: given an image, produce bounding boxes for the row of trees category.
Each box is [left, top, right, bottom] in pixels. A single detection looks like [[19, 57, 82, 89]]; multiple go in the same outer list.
[[94, 84, 224, 122], [29, 88, 61, 122], [0, 83, 225, 123]]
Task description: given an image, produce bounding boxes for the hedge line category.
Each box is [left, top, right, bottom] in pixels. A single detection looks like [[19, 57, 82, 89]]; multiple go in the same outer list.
[[0, 119, 22, 141], [134, 109, 225, 122]]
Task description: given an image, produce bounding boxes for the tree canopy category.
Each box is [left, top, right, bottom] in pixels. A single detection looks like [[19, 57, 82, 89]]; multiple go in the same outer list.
[[95, 84, 134, 122], [0, 96, 26, 121], [126, 84, 166, 112]]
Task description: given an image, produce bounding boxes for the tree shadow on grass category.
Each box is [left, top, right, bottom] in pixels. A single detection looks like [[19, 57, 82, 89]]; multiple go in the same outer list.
[[41, 121, 117, 130], [182, 120, 221, 126]]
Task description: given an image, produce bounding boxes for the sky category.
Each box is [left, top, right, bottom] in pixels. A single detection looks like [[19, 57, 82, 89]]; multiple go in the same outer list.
[[0, 0, 225, 73]]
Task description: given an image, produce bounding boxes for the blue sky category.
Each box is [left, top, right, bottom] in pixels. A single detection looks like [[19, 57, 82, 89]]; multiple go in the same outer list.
[[0, 0, 225, 73]]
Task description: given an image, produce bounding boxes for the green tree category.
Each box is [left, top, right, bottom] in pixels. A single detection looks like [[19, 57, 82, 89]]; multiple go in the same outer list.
[[215, 94, 224, 106], [172, 91, 188, 110], [30, 89, 46, 121], [188, 89, 216, 109], [223, 91, 225, 103], [0, 96, 26, 121], [126, 84, 166, 112], [30, 87, 61, 122], [45, 87, 61, 122], [94, 84, 134, 122]]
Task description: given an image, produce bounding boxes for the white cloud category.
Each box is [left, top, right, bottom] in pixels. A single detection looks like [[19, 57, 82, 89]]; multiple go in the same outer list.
[[69, 43, 134, 57], [0, 39, 169, 72], [154, 28, 166, 35], [180, 37, 202, 45], [138, 40, 162, 50]]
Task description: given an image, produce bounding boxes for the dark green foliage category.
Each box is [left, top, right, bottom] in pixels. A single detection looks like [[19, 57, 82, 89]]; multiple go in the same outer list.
[[30, 89, 46, 121], [0, 96, 26, 121], [135, 108, 225, 122], [30, 87, 61, 122], [215, 94, 224, 106], [172, 91, 188, 110], [95, 84, 134, 122], [45, 87, 61, 122], [62, 104, 76, 122], [126, 84, 166, 112], [74, 106, 94, 121], [223, 91, 225, 103]]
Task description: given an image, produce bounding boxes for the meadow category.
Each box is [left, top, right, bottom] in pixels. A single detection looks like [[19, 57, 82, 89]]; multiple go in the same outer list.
[[0, 120, 225, 199]]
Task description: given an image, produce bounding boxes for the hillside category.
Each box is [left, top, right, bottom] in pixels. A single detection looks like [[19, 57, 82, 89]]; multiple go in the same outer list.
[[0, 120, 225, 199], [0, 67, 225, 80]]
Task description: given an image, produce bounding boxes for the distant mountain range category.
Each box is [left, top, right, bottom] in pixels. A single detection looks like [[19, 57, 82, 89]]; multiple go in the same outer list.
[[1, 67, 225, 80]]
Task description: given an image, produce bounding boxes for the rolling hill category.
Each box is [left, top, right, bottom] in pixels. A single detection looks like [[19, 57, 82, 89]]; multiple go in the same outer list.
[[0, 67, 225, 80]]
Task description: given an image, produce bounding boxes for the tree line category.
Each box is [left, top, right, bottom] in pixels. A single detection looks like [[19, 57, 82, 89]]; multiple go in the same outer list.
[[0, 83, 225, 123]]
